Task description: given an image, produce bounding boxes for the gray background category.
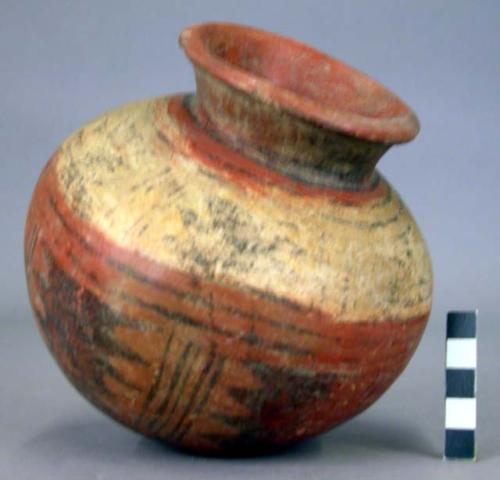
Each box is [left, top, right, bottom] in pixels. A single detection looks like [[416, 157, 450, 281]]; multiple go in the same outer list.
[[1, 0, 499, 478]]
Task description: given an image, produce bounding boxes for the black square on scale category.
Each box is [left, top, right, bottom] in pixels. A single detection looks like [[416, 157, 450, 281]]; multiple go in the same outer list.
[[446, 369, 475, 398], [445, 429, 475, 460], [447, 312, 477, 338]]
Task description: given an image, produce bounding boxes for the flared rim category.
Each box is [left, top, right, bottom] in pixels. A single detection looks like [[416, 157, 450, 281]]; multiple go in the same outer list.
[[179, 22, 419, 144]]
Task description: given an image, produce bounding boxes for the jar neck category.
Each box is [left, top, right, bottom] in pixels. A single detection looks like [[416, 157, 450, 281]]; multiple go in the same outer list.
[[190, 67, 390, 190]]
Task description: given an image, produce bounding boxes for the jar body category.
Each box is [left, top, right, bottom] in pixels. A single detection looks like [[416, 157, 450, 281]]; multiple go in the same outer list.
[[25, 95, 432, 453]]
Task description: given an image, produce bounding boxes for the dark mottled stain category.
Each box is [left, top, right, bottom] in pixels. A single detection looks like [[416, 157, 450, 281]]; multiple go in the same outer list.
[[48, 193, 326, 341]]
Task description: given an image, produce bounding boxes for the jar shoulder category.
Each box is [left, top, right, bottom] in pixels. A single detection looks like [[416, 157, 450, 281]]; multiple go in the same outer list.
[[46, 95, 432, 322]]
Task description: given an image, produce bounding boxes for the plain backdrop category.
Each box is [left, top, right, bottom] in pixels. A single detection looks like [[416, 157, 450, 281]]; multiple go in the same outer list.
[[1, 1, 499, 479]]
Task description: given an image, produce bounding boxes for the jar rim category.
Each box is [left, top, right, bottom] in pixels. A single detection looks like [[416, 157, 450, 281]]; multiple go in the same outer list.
[[179, 22, 419, 144]]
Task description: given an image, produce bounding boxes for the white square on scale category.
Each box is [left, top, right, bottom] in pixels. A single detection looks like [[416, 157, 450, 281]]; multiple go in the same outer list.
[[446, 339, 477, 369], [445, 398, 476, 430]]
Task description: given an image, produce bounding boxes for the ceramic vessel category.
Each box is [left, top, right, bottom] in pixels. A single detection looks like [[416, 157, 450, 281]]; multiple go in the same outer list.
[[25, 23, 432, 454]]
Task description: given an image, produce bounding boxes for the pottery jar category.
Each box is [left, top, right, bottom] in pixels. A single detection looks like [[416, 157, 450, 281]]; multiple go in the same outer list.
[[25, 22, 432, 454]]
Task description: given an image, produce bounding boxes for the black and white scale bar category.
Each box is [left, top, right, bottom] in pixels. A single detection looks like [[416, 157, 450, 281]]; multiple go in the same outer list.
[[444, 311, 477, 460]]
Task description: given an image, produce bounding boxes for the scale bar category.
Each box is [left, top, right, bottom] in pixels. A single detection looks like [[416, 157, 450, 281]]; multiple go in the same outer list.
[[444, 311, 477, 461]]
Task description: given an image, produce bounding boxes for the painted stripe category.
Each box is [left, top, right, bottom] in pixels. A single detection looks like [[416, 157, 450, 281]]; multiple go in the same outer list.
[[167, 345, 202, 419], [44, 185, 429, 365], [173, 357, 226, 442], [445, 429, 475, 459], [45, 199, 318, 359], [445, 398, 476, 430], [146, 342, 194, 433], [48, 195, 330, 342], [135, 330, 175, 427], [447, 312, 477, 338], [446, 369, 475, 398], [29, 162, 430, 395], [446, 339, 477, 369], [163, 96, 389, 204], [171, 355, 226, 441]]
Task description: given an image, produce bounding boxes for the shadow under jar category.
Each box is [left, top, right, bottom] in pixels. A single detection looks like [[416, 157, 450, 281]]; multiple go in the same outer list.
[[25, 22, 432, 455]]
